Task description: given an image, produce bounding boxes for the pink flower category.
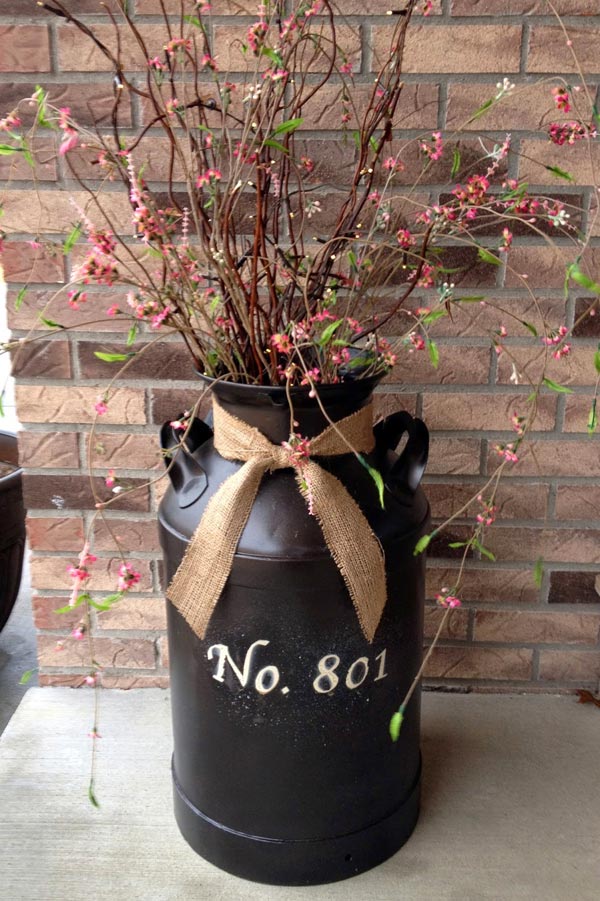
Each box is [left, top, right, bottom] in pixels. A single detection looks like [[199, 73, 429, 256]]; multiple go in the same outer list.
[[196, 168, 222, 189], [201, 53, 218, 71], [270, 332, 293, 354], [397, 228, 415, 250], [420, 131, 443, 161], [436, 593, 461, 609], [0, 112, 21, 132], [552, 85, 571, 113], [85, 674, 97, 686], [105, 469, 116, 489], [494, 443, 519, 464], [148, 56, 166, 71], [59, 130, 79, 155], [340, 61, 353, 75], [106, 303, 119, 317], [71, 626, 85, 640], [95, 398, 108, 415], [164, 38, 192, 56], [117, 562, 142, 593]]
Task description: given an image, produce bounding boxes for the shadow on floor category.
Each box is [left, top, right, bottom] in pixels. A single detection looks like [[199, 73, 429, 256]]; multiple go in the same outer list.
[[0, 561, 37, 735]]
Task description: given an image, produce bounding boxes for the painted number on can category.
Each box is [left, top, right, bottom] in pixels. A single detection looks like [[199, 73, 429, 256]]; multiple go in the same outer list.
[[207, 642, 389, 697]]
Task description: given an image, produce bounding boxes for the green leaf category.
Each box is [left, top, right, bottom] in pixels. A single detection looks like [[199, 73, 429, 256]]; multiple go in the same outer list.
[[448, 541, 467, 549], [0, 394, 4, 417], [318, 318, 344, 345], [520, 319, 538, 337], [456, 295, 486, 303], [88, 784, 100, 808], [263, 138, 289, 154], [126, 324, 138, 347], [358, 455, 385, 509], [413, 534, 431, 556], [369, 135, 378, 153], [262, 47, 284, 67], [544, 165, 575, 183], [471, 98, 494, 120], [594, 347, 600, 374], [63, 222, 82, 254], [569, 264, 600, 295], [93, 351, 131, 363], [38, 315, 64, 329], [542, 377, 573, 394], [33, 85, 51, 128], [0, 144, 17, 155], [272, 117, 303, 136], [477, 247, 501, 266], [183, 14, 203, 27], [15, 287, 26, 311], [474, 539, 496, 562], [389, 708, 404, 742], [588, 398, 597, 435], [422, 309, 447, 326], [426, 338, 439, 369], [451, 148, 461, 179], [19, 669, 35, 685], [54, 593, 89, 614], [533, 557, 544, 589]]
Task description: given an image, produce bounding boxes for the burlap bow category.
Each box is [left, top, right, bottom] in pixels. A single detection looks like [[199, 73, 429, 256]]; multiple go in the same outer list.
[[166, 400, 387, 642]]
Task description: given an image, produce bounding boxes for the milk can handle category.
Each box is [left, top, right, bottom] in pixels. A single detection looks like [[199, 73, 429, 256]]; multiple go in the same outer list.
[[159, 416, 213, 509], [374, 410, 429, 494]]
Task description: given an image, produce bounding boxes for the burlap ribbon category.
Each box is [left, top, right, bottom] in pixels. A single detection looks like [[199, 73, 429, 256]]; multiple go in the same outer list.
[[166, 400, 387, 642]]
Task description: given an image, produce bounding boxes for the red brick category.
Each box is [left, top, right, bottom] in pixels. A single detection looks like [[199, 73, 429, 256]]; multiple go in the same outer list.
[[151, 387, 209, 424], [78, 340, 192, 381], [373, 392, 418, 420], [300, 83, 439, 131], [0, 81, 132, 127], [538, 650, 600, 682], [17, 432, 79, 469], [424, 606, 468, 641], [573, 299, 600, 338], [474, 611, 600, 645], [22, 473, 150, 513], [10, 340, 72, 380], [0, 189, 130, 235], [425, 646, 533, 681], [426, 438, 482, 476], [446, 82, 580, 132], [137, 0, 256, 11], [30, 555, 153, 593], [519, 139, 600, 188], [505, 245, 576, 289], [57, 24, 168, 71], [27, 516, 85, 552], [487, 440, 600, 478], [497, 344, 598, 389], [0, 26, 50, 73], [89, 432, 162, 471], [7, 290, 132, 333], [32, 596, 82, 631], [390, 346, 490, 386], [452, 0, 595, 13], [425, 481, 548, 521], [16, 385, 146, 425], [38, 674, 88, 687], [563, 395, 598, 433], [549, 571, 600, 605], [37, 634, 156, 669], [1, 243, 65, 284], [528, 27, 600, 74], [486, 528, 600, 564], [422, 392, 557, 431], [95, 596, 166, 631], [374, 25, 522, 74], [555, 486, 600, 521], [213, 23, 361, 74], [0, 139, 57, 182], [93, 518, 160, 552], [426, 565, 540, 604]]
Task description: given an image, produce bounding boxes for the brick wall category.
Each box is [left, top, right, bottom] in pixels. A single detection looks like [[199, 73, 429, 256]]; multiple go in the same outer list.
[[2, 0, 600, 691]]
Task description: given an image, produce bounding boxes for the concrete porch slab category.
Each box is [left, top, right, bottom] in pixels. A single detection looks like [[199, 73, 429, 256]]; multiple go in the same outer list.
[[0, 689, 598, 901]]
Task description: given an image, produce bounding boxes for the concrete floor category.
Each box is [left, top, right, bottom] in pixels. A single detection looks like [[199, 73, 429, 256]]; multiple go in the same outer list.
[[1, 690, 598, 901]]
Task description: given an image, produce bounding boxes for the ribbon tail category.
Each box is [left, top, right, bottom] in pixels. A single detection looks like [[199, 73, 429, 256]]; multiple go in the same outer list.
[[166, 458, 267, 639], [303, 463, 387, 643]]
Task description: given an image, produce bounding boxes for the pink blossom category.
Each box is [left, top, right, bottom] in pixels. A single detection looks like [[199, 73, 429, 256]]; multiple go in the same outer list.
[[340, 61, 353, 75], [495, 443, 519, 464], [59, 130, 79, 155], [331, 347, 351, 365], [548, 121, 590, 146], [105, 469, 116, 489], [436, 593, 461, 609], [148, 56, 166, 71], [164, 38, 192, 56], [95, 398, 108, 415], [397, 228, 415, 249], [0, 112, 21, 132], [270, 332, 293, 354], [85, 674, 97, 686], [106, 303, 119, 317], [71, 626, 85, 640], [419, 131, 443, 162], [552, 85, 571, 113], [201, 53, 218, 71], [196, 168, 222, 189], [117, 562, 142, 593]]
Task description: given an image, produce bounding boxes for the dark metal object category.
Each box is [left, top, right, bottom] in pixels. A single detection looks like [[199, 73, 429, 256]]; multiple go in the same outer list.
[[0, 432, 26, 633], [158, 379, 430, 886]]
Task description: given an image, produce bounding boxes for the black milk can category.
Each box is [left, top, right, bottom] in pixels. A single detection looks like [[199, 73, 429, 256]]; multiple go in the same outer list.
[[158, 378, 430, 885]]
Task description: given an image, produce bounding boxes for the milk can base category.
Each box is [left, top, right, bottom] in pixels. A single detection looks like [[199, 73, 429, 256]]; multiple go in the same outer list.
[[172, 759, 421, 886]]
